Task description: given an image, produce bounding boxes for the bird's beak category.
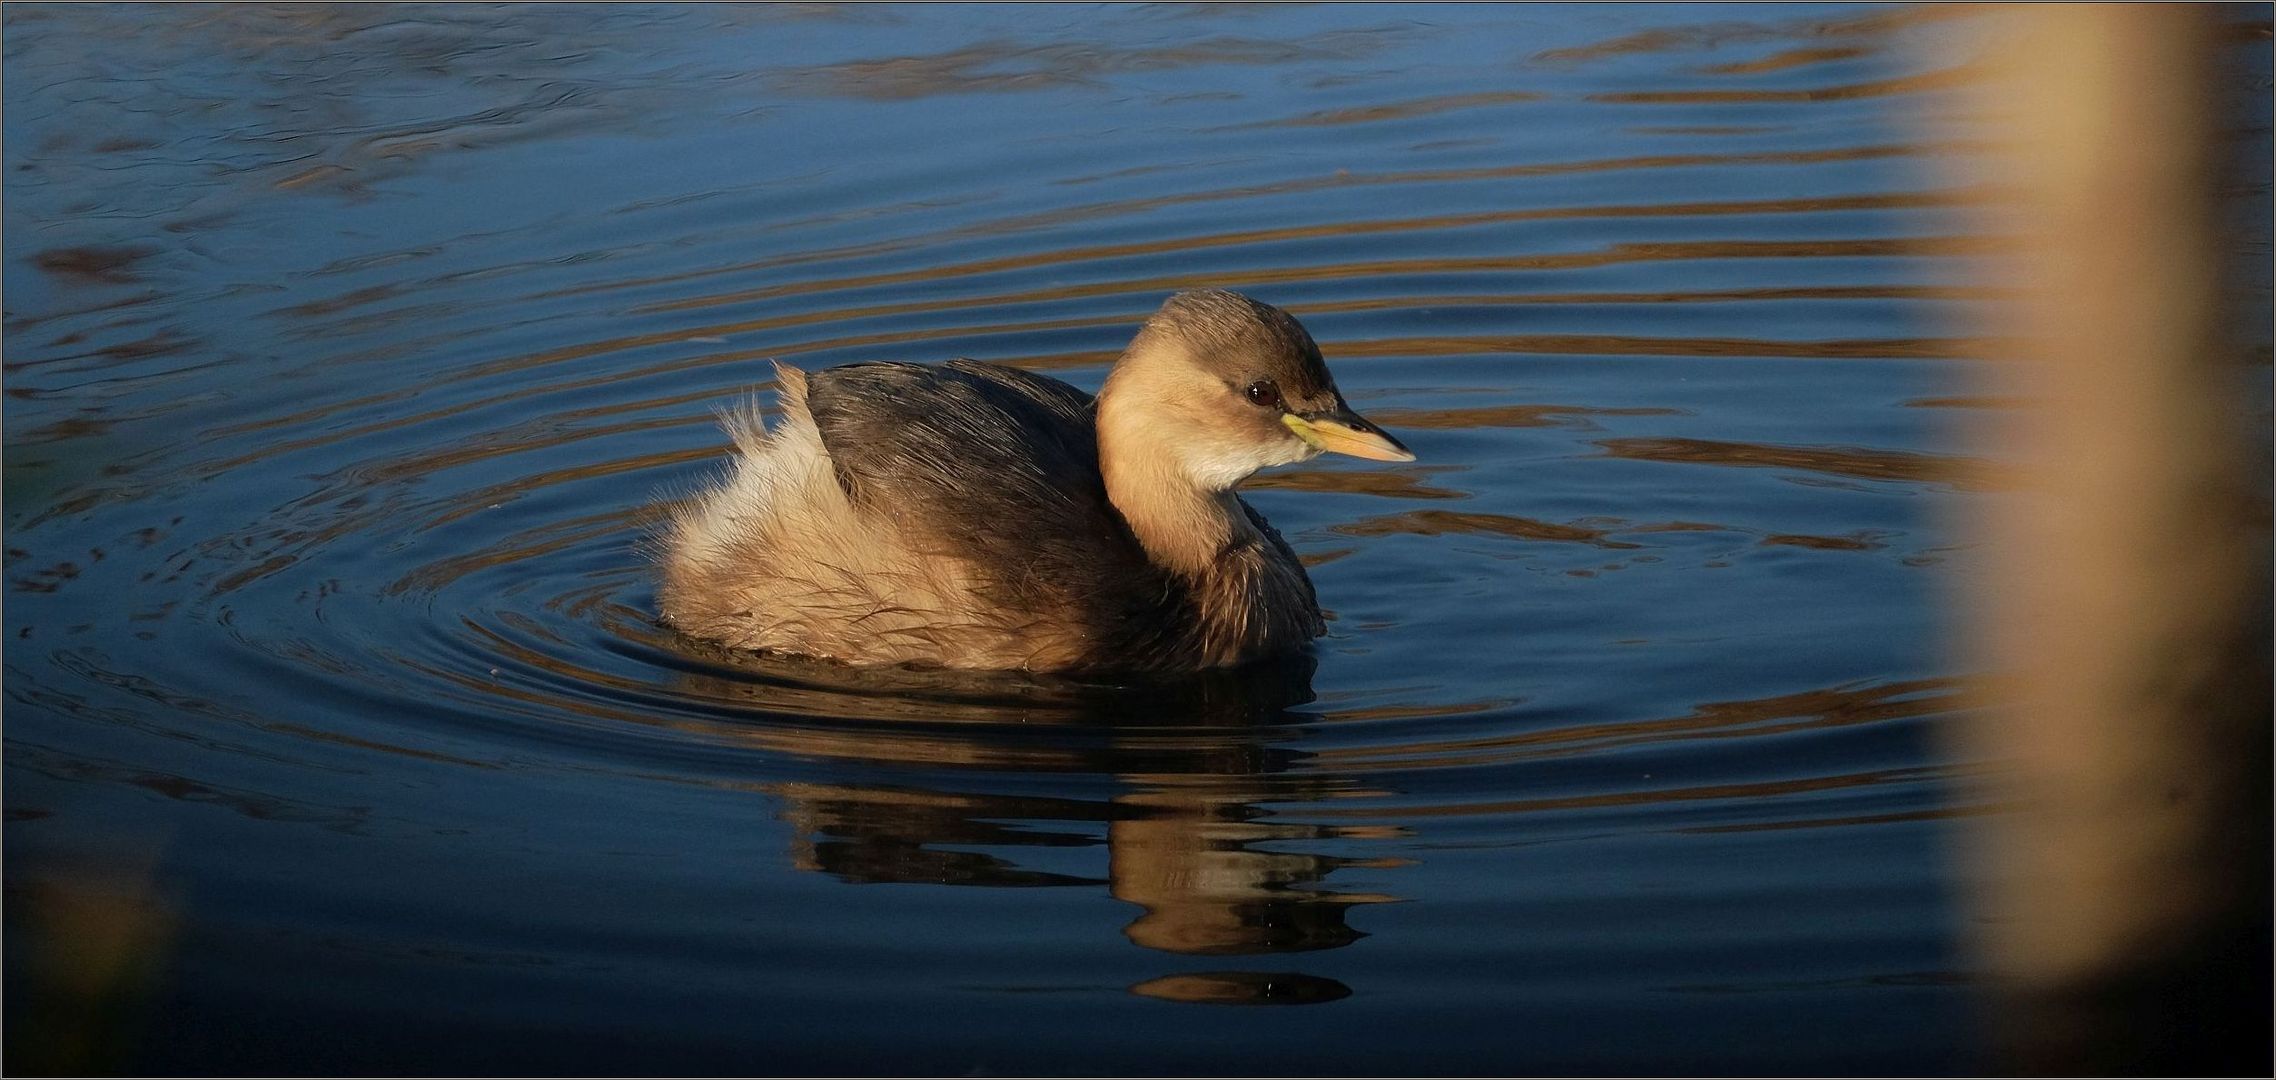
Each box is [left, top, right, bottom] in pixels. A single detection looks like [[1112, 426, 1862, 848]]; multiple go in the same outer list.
[[1283, 404, 1415, 462]]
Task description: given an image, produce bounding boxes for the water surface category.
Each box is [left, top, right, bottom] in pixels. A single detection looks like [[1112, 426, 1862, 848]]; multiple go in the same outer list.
[[7, 4, 2263, 1074]]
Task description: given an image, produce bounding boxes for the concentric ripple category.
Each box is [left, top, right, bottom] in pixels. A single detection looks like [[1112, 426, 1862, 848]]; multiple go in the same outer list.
[[12, 3, 2264, 1074]]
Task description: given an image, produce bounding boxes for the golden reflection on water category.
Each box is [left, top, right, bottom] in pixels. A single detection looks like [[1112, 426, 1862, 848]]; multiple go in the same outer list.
[[1367, 403, 1684, 431], [1216, 89, 1543, 130], [1310, 677, 1966, 770], [1587, 64, 1986, 106], [1526, 2, 1976, 67], [1304, 765, 1950, 823], [1126, 971, 1353, 1006], [1697, 45, 1875, 76], [1597, 435, 2005, 490], [1244, 466, 1466, 501], [1333, 509, 1645, 549], [663, 653, 1391, 1001], [771, 29, 1408, 102]]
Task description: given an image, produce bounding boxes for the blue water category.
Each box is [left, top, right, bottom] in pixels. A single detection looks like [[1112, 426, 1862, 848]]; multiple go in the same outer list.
[[6, 3, 2262, 1073]]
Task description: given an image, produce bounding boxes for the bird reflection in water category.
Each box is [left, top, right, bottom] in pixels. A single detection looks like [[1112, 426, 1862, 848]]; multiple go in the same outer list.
[[667, 645, 1401, 1004]]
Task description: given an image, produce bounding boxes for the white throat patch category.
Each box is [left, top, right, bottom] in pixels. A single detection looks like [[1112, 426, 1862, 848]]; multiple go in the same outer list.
[[1179, 432, 1318, 492]]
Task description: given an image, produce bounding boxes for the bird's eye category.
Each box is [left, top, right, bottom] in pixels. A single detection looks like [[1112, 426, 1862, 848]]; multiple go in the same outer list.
[[1244, 380, 1282, 408]]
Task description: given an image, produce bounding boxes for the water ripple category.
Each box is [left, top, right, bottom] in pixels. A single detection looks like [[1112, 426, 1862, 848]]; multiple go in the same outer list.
[[0, 2, 2109, 1069]]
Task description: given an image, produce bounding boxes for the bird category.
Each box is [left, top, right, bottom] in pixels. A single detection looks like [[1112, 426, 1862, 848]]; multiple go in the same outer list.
[[656, 289, 1413, 674]]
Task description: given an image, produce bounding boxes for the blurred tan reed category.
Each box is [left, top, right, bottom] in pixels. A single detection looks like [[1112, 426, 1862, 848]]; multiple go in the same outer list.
[[1945, 4, 2271, 1072]]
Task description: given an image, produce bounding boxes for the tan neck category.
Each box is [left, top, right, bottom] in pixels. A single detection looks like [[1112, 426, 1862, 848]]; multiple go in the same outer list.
[[1097, 383, 1252, 577]]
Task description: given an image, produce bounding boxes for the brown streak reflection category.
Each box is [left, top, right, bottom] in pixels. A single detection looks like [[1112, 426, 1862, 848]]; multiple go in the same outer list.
[[1678, 802, 2008, 835], [1535, 26, 1769, 66], [1627, 124, 1786, 137], [1217, 90, 1543, 130], [1698, 46, 1874, 76], [1333, 509, 1643, 549], [1760, 532, 1886, 551], [1901, 395, 2028, 410], [1597, 435, 2005, 489], [203, 360, 749, 448], [414, 444, 724, 533], [1306, 765, 1950, 821], [388, 507, 648, 597], [2, 290, 162, 331], [32, 246, 156, 285], [200, 398, 711, 488], [1589, 65, 1988, 106], [1312, 678, 1968, 771], [1367, 403, 1684, 431], [771, 30, 1404, 101], [1529, 3, 1985, 66], [1244, 466, 1466, 501]]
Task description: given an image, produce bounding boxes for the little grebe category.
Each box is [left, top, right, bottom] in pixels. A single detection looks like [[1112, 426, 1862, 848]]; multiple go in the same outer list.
[[656, 289, 1413, 673]]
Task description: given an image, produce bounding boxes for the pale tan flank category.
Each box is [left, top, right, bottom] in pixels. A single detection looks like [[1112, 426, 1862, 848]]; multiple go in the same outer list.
[[658, 363, 1089, 670]]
